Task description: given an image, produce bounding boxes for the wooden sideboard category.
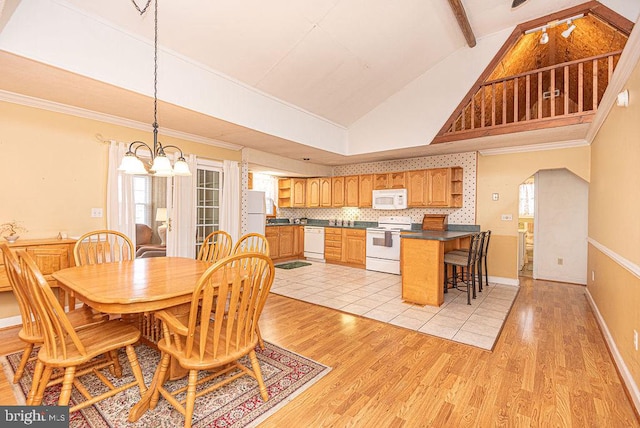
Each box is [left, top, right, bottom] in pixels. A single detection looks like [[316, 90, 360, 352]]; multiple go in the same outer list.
[[0, 238, 77, 294]]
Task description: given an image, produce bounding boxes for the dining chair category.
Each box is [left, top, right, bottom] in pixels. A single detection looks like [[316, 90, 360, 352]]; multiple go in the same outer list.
[[197, 230, 233, 263], [149, 253, 275, 428], [73, 229, 135, 266], [443, 232, 483, 305], [232, 232, 270, 256], [0, 243, 108, 384], [16, 250, 147, 412], [232, 232, 270, 349]]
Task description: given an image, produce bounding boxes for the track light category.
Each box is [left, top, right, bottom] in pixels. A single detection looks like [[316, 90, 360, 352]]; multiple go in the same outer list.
[[561, 20, 576, 38], [539, 28, 549, 45]]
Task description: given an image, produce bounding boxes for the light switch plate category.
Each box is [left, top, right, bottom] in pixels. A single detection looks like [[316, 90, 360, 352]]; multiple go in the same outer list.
[[492, 193, 499, 201], [91, 208, 103, 218]]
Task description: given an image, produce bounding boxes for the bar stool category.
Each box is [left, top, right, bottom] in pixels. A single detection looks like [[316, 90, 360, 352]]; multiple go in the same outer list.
[[447, 230, 490, 292], [443, 232, 483, 305]]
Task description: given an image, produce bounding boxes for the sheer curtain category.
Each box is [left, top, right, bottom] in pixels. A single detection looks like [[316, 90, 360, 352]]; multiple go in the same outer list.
[[166, 153, 197, 257], [106, 141, 136, 245], [220, 160, 240, 242]]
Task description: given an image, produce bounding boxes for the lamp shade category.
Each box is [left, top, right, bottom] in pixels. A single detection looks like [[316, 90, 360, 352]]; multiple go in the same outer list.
[[155, 208, 167, 222], [150, 154, 173, 177], [173, 158, 192, 176], [119, 154, 148, 175]]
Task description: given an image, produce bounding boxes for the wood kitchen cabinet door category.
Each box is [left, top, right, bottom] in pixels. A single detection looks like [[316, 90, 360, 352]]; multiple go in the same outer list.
[[389, 171, 406, 189], [345, 175, 359, 207], [358, 174, 373, 207], [407, 169, 427, 207], [294, 226, 304, 257], [332, 176, 345, 207], [306, 178, 320, 207], [278, 226, 295, 258], [265, 228, 279, 258], [320, 177, 332, 207], [374, 173, 389, 189], [426, 168, 451, 207], [343, 229, 366, 267], [292, 179, 306, 207]]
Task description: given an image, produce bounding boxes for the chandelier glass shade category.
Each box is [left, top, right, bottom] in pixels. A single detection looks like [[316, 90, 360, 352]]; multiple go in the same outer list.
[[118, 0, 191, 177]]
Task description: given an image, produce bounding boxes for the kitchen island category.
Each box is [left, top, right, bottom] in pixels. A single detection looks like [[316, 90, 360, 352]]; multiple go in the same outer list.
[[400, 230, 473, 306]]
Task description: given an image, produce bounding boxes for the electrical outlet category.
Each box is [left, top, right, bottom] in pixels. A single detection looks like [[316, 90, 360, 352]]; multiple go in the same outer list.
[[634, 330, 638, 351], [501, 214, 513, 221], [91, 208, 103, 218], [492, 193, 499, 201], [557, 258, 563, 265]]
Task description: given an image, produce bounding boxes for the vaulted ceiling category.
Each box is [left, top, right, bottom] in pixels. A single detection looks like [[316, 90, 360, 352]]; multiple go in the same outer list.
[[0, 0, 639, 171]]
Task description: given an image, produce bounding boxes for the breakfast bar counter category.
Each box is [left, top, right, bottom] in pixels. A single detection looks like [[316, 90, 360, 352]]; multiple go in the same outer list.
[[400, 230, 473, 306]]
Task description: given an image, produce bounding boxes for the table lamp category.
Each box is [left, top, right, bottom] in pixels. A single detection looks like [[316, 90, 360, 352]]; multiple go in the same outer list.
[[156, 208, 168, 245]]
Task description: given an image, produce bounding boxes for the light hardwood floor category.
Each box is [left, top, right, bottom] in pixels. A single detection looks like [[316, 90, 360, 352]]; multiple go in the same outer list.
[[0, 276, 638, 426]]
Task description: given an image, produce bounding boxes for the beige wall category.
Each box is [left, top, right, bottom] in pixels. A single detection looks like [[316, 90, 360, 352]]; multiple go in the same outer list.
[[0, 101, 241, 318], [587, 55, 640, 394], [477, 146, 590, 281]]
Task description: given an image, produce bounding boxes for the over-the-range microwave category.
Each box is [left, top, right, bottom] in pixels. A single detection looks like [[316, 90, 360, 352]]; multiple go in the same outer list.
[[372, 188, 408, 210]]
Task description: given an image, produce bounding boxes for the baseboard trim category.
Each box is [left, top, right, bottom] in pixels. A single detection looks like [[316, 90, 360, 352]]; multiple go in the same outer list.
[[0, 315, 22, 330], [585, 288, 640, 415], [488, 276, 520, 287]]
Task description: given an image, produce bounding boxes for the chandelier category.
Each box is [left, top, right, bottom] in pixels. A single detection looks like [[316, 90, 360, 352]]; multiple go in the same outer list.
[[119, 0, 191, 177]]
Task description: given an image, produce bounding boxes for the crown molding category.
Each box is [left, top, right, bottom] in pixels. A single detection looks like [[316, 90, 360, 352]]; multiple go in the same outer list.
[[0, 89, 243, 151], [478, 139, 588, 156]]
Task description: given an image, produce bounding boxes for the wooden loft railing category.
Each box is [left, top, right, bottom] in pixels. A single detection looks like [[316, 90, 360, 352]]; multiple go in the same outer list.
[[433, 50, 622, 143]]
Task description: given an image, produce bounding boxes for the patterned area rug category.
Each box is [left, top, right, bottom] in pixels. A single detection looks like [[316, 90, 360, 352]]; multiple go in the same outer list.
[[1, 342, 330, 427], [274, 261, 312, 270]]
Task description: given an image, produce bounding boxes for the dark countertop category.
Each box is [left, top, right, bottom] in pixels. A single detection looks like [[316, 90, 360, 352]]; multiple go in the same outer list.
[[401, 230, 474, 241]]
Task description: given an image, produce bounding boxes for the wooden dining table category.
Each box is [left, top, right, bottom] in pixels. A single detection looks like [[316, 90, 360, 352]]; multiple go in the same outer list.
[[52, 256, 212, 422]]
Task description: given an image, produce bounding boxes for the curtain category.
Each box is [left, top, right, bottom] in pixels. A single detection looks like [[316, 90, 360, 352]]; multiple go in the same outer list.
[[220, 160, 240, 242], [106, 141, 136, 245], [166, 153, 197, 257]]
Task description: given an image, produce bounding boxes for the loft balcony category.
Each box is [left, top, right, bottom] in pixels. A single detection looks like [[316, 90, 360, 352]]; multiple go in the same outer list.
[[432, 2, 633, 145]]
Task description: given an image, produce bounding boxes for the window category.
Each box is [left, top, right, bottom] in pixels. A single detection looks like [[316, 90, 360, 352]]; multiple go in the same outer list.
[[519, 178, 535, 217], [133, 176, 152, 225], [195, 162, 223, 256]]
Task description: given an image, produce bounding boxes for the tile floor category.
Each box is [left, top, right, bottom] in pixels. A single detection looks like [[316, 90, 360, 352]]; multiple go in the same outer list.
[[270, 260, 519, 350]]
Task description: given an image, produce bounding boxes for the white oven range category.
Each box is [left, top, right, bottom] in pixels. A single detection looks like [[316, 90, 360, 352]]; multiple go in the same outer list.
[[365, 216, 413, 275]]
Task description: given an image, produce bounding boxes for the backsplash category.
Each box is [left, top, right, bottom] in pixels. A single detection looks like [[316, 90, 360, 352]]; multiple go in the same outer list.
[[279, 152, 477, 224]]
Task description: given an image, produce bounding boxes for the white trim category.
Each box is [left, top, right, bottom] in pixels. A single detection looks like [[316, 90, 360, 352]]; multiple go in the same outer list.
[[479, 139, 588, 156], [0, 90, 243, 151], [0, 314, 22, 330], [488, 276, 520, 287], [585, 12, 640, 143], [588, 238, 640, 279], [585, 288, 640, 415]]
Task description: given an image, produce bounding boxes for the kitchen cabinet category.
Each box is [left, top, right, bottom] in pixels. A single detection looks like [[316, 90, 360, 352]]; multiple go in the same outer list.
[[292, 179, 306, 207], [375, 172, 406, 189], [332, 176, 345, 207], [358, 174, 373, 207], [343, 229, 366, 267], [324, 227, 342, 262], [450, 167, 463, 208], [320, 177, 332, 207], [278, 178, 307, 208], [306, 178, 320, 207], [345, 175, 359, 207], [374, 173, 389, 190], [426, 168, 452, 207], [407, 170, 427, 207], [265, 226, 298, 261]]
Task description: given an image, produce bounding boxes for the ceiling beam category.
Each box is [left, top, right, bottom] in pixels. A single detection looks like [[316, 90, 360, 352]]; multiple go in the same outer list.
[[447, 0, 476, 48]]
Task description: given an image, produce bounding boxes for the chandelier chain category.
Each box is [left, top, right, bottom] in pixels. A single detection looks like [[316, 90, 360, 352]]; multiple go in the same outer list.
[[130, 0, 152, 15], [153, 0, 158, 130]]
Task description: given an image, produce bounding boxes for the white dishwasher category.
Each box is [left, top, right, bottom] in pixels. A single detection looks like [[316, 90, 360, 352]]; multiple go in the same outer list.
[[303, 226, 325, 261]]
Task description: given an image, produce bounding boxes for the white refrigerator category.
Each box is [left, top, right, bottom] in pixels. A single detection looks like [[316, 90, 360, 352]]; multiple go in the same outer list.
[[246, 190, 266, 235]]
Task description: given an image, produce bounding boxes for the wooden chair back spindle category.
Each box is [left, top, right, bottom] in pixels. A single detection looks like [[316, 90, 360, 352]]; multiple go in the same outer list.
[[197, 230, 233, 263], [232, 233, 270, 256], [74, 230, 134, 266]]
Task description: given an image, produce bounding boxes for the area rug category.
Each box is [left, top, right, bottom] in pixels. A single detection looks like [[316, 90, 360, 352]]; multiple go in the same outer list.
[[274, 261, 312, 270], [1, 342, 330, 427]]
